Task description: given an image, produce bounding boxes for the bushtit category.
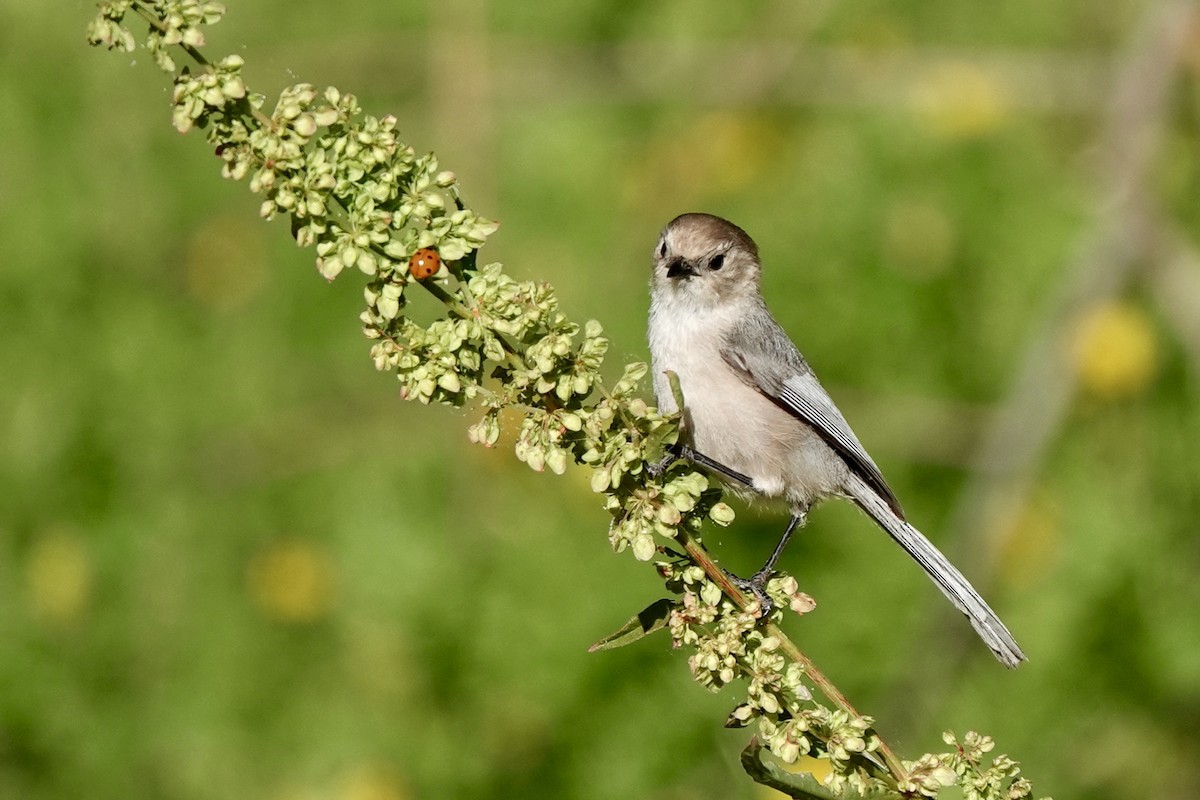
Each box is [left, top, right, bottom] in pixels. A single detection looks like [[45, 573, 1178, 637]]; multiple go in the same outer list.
[[648, 212, 1025, 668]]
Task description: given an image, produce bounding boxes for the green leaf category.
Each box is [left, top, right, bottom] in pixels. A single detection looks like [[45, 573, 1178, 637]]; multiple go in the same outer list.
[[641, 420, 680, 467], [587, 598, 676, 652], [665, 369, 686, 413]]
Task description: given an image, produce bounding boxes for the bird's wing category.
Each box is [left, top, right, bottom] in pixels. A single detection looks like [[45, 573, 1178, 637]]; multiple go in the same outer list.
[[720, 314, 905, 518]]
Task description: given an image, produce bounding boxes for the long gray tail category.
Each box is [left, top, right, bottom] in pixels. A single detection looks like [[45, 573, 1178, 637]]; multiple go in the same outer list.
[[845, 474, 1026, 668]]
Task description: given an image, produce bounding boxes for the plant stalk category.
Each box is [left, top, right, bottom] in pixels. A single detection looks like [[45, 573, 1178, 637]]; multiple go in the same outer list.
[[677, 529, 908, 785]]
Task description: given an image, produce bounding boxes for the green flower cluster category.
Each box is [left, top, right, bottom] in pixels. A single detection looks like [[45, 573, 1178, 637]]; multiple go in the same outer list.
[[85, 0, 138, 51], [762, 708, 885, 795], [84, 0, 717, 568], [171, 54, 248, 133], [87, 5, 1049, 799], [900, 754, 961, 799], [934, 731, 1039, 800], [368, 316, 487, 407], [465, 264, 605, 403], [848, 731, 1043, 800], [87, 0, 224, 64], [87, 2, 496, 286], [659, 560, 893, 793], [602, 469, 712, 560]]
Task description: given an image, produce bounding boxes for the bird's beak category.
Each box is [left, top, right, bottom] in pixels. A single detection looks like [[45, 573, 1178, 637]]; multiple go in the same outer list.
[[665, 257, 696, 279]]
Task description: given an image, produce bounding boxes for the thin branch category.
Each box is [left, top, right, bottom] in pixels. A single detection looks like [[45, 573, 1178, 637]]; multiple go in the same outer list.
[[678, 530, 907, 785]]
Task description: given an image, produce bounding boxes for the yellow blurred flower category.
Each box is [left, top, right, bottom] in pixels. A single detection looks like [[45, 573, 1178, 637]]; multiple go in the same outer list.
[[912, 61, 1010, 140], [247, 539, 336, 623], [26, 528, 92, 626], [336, 764, 408, 800], [1071, 301, 1159, 399]]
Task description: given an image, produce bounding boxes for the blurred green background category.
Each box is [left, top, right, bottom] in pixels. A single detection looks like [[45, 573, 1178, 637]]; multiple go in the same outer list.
[[4, 1, 1200, 798]]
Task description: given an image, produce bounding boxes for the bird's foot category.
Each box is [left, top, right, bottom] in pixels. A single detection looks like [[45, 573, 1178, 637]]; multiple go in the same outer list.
[[728, 570, 775, 618], [647, 447, 679, 480]]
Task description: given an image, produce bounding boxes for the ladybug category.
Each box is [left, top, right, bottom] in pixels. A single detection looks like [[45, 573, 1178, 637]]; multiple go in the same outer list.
[[409, 248, 440, 279]]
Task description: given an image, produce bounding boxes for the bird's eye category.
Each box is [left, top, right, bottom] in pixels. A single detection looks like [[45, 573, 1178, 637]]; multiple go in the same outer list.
[[656, 240, 667, 259], [709, 253, 726, 270]]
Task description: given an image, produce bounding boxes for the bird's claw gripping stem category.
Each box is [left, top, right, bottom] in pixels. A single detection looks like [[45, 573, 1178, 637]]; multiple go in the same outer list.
[[728, 570, 775, 617]]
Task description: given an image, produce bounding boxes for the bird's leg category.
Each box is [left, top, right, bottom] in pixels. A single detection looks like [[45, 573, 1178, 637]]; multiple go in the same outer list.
[[648, 443, 801, 616], [648, 442, 754, 486], [728, 513, 805, 615], [681, 444, 754, 486]]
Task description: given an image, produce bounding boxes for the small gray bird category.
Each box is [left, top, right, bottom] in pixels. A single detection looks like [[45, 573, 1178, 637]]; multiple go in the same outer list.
[[648, 212, 1025, 668]]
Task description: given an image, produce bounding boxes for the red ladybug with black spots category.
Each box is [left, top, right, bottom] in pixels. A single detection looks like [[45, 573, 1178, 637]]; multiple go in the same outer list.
[[409, 248, 440, 279]]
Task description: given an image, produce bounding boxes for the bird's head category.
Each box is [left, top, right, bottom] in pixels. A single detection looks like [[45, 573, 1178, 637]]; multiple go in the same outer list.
[[651, 212, 762, 310]]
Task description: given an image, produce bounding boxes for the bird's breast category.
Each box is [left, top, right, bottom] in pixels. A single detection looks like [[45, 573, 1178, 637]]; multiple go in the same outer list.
[[648, 305, 845, 510]]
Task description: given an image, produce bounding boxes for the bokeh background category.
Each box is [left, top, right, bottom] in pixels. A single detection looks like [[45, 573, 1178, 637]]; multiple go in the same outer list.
[[4, 1, 1200, 798]]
